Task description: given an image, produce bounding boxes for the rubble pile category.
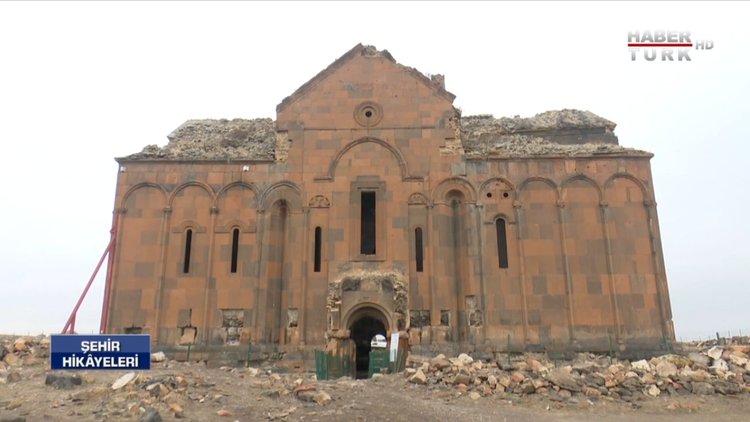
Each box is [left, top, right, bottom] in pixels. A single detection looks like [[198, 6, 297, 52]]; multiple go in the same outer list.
[[119, 109, 653, 162], [460, 111, 647, 158], [690, 336, 750, 348], [3, 333, 749, 420], [404, 345, 750, 402], [29, 363, 330, 420], [82, 365, 333, 420], [0, 335, 48, 372], [2, 334, 337, 420], [123, 118, 277, 161], [463, 110, 617, 134], [461, 133, 645, 158]]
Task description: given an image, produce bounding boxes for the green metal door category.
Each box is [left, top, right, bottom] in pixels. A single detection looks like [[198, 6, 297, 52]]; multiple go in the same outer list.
[[314, 350, 328, 380], [367, 349, 389, 378]]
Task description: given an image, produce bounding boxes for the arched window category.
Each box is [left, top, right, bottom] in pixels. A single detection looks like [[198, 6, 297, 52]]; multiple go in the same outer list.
[[415, 227, 424, 272], [230, 228, 240, 273], [314, 226, 322, 272], [183, 229, 193, 274], [496, 218, 508, 269]]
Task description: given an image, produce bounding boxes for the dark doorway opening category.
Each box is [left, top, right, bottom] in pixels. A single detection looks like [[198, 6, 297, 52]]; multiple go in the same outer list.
[[350, 315, 386, 379]]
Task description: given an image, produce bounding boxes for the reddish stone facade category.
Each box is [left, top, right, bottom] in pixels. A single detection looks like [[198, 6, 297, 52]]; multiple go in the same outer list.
[[105, 44, 674, 364]]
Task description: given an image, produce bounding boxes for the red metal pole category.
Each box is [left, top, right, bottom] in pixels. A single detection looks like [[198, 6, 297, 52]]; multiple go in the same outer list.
[[61, 237, 114, 334], [99, 218, 118, 334]]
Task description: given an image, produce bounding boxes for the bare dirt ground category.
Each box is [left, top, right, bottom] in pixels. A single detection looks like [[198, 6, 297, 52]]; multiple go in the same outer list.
[[3, 333, 750, 422], [2, 360, 750, 422]]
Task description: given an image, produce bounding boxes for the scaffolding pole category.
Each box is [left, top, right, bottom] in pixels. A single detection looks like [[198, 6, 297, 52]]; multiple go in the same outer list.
[[61, 229, 116, 334]]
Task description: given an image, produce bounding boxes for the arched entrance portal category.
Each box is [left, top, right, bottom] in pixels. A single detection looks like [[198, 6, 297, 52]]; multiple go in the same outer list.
[[347, 307, 389, 379]]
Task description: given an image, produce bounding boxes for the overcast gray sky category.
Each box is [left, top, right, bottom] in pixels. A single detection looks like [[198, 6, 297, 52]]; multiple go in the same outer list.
[[1, 1, 747, 341]]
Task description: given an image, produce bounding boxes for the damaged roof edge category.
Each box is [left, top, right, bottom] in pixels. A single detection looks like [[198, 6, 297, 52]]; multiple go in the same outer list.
[[276, 43, 368, 114], [115, 157, 276, 164], [119, 109, 649, 162], [460, 110, 651, 158], [276, 43, 455, 113], [464, 149, 654, 160], [461, 110, 617, 134], [119, 118, 277, 162]]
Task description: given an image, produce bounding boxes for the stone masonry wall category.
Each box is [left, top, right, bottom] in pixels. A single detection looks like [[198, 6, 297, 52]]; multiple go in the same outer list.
[[105, 44, 673, 364]]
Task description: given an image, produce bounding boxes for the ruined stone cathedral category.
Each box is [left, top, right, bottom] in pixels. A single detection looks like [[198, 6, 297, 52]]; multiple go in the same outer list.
[[104, 44, 674, 367]]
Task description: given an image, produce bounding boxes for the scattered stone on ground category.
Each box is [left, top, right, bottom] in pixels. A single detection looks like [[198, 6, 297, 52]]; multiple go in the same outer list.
[[399, 337, 750, 404], [139, 407, 162, 422], [111, 372, 137, 390], [150, 352, 166, 363], [1, 334, 750, 421], [44, 372, 82, 389]]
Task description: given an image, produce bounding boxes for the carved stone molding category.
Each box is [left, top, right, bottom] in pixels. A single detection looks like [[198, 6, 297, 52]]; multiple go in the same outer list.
[[215, 220, 257, 234], [408, 192, 428, 206], [353, 101, 383, 127], [308, 195, 331, 208], [170, 222, 207, 233]]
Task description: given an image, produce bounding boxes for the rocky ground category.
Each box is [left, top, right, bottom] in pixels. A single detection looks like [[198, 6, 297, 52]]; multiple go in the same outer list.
[[2, 335, 750, 422]]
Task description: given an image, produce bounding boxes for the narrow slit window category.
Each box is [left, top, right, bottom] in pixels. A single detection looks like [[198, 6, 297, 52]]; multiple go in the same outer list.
[[360, 191, 376, 255], [183, 229, 193, 274], [314, 226, 322, 272], [230, 228, 240, 273], [415, 227, 424, 272], [496, 218, 509, 268]]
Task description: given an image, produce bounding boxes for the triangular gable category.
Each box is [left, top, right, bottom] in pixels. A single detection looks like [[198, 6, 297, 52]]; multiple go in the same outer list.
[[276, 43, 456, 113]]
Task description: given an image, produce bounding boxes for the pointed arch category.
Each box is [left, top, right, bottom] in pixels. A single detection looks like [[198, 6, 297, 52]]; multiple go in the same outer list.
[[603, 173, 651, 201], [517, 176, 558, 193], [215, 182, 259, 235], [517, 175, 567, 344], [561, 174, 611, 344], [215, 181, 260, 208], [343, 302, 393, 334], [604, 173, 660, 339], [561, 174, 603, 202], [318, 137, 418, 182], [478, 177, 515, 198], [168, 181, 215, 207], [260, 181, 303, 211], [120, 182, 168, 210], [432, 176, 477, 204]]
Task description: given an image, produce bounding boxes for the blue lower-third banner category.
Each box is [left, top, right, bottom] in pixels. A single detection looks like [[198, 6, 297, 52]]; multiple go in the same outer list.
[[51, 334, 151, 370]]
